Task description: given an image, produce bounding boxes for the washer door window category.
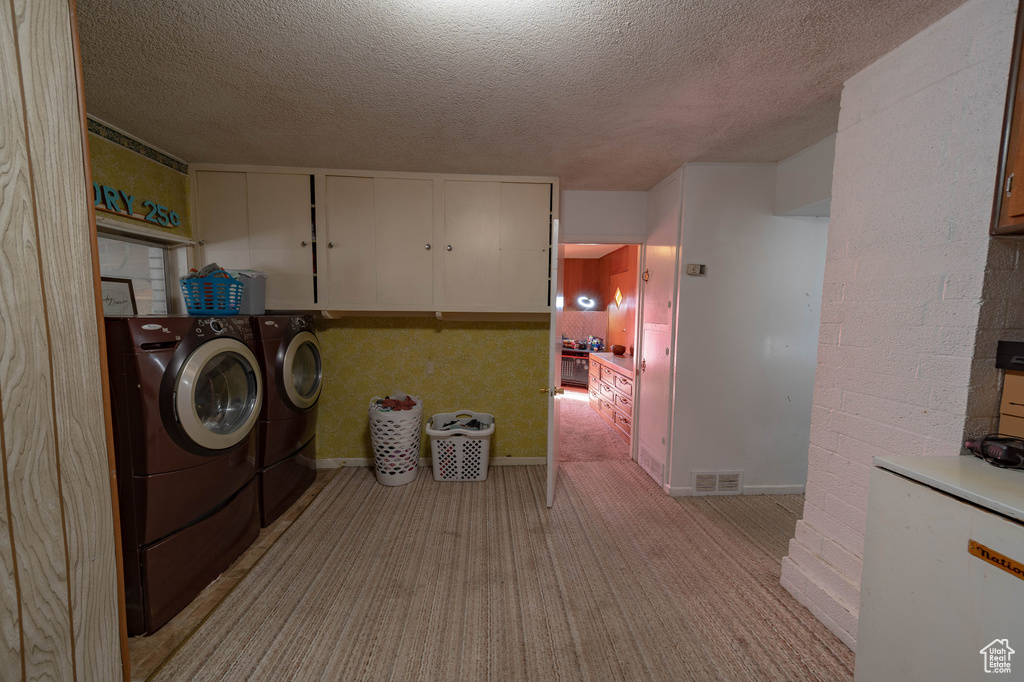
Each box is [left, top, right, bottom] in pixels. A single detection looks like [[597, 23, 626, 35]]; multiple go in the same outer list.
[[283, 331, 322, 410], [176, 338, 263, 450]]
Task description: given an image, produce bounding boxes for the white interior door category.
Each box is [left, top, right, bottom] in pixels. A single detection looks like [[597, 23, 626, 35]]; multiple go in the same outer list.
[[546, 220, 563, 507]]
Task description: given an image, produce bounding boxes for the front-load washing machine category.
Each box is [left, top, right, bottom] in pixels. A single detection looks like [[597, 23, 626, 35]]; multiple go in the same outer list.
[[252, 315, 322, 526], [105, 316, 263, 635]]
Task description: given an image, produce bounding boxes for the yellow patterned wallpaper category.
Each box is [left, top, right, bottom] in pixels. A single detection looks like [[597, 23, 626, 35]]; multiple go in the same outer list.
[[88, 132, 192, 238], [315, 317, 550, 461]]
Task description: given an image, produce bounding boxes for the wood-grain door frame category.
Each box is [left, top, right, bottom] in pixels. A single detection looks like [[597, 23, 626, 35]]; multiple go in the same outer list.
[[68, 0, 131, 678]]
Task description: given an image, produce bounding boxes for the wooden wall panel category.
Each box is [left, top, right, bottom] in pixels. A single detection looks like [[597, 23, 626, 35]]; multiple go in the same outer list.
[[0, 0, 74, 679], [563, 258, 601, 311], [15, 0, 121, 678], [0, 8, 28, 679], [601, 246, 639, 349], [0, 0, 122, 679]]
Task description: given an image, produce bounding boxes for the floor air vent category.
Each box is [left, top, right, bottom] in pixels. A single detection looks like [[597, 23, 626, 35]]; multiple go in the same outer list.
[[638, 443, 663, 486], [692, 471, 742, 496]]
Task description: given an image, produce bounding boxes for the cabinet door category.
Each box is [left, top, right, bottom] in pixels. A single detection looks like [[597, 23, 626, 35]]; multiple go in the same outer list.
[[443, 181, 500, 307], [247, 173, 314, 309], [498, 182, 550, 309], [642, 177, 680, 327], [195, 171, 250, 270], [324, 176, 376, 306], [374, 178, 433, 307]]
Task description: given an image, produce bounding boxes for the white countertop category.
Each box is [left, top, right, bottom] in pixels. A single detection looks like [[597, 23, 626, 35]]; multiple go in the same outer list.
[[874, 455, 1024, 523]]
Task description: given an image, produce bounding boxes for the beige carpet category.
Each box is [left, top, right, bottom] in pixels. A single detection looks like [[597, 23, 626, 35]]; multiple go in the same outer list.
[[558, 392, 629, 463], [152, 463, 853, 681]]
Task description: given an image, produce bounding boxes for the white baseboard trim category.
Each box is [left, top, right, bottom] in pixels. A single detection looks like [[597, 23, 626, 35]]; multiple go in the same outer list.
[[743, 484, 806, 495], [316, 456, 547, 469], [492, 457, 546, 466], [667, 485, 693, 497]]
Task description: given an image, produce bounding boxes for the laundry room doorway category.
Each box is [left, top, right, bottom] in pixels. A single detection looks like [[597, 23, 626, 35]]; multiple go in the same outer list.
[[557, 242, 642, 465]]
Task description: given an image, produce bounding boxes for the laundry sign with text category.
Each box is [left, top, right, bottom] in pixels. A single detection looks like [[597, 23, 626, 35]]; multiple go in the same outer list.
[[92, 181, 182, 228]]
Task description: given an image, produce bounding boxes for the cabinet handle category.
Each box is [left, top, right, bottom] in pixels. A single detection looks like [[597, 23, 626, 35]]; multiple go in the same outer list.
[[425, 244, 431, 250], [301, 240, 308, 247], [446, 245, 453, 252], [1007, 173, 1015, 198], [641, 359, 646, 373], [198, 239, 206, 246], [328, 242, 335, 249], [642, 269, 650, 282]]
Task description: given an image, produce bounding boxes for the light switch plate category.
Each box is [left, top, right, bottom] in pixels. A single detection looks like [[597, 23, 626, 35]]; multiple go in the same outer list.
[[686, 263, 707, 276]]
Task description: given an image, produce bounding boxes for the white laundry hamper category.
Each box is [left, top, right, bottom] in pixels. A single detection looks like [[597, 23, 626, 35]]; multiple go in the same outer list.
[[368, 395, 423, 486], [426, 411, 495, 482]]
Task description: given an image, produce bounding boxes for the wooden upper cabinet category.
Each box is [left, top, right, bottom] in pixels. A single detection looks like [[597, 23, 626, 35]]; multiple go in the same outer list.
[[993, 5, 1024, 235]]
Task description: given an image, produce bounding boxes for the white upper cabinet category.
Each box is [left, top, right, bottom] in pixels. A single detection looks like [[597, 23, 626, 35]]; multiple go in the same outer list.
[[194, 165, 555, 313], [247, 173, 315, 310], [194, 170, 315, 310], [443, 180, 551, 311], [443, 180, 501, 307], [498, 182, 551, 310], [322, 176, 435, 309], [195, 171, 250, 270], [323, 176, 377, 306]]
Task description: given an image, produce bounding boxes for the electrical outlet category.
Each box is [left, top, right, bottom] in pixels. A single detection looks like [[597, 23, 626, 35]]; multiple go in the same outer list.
[[425, 361, 435, 375], [686, 263, 707, 276]]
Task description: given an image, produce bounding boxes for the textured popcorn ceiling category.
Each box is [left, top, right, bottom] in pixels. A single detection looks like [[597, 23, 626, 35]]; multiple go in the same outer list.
[[76, 0, 968, 190]]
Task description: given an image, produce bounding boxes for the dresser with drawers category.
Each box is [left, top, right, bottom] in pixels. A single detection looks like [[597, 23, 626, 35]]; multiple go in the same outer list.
[[588, 353, 634, 444]]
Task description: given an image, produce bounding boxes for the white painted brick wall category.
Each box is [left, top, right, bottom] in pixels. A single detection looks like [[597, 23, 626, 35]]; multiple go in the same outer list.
[[782, 0, 1017, 649]]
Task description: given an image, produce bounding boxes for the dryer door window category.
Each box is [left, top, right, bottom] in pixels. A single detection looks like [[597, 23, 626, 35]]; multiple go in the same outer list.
[[282, 331, 322, 410], [176, 338, 263, 450]]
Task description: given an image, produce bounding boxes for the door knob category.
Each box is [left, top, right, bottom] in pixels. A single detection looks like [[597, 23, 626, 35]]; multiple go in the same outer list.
[[425, 243, 431, 250], [555, 387, 564, 395], [328, 242, 335, 249], [446, 245, 453, 251]]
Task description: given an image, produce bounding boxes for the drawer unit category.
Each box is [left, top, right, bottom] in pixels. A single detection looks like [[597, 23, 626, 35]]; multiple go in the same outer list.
[[614, 411, 632, 436], [588, 354, 635, 444]]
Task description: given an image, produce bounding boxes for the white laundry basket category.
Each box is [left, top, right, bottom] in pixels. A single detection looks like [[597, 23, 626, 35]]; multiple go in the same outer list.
[[369, 394, 423, 486], [426, 411, 495, 482]]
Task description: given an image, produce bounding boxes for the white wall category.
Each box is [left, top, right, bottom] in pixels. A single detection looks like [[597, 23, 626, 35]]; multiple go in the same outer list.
[[666, 164, 828, 495], [560, 190, 647, 241], [775, 135, 835, 217], [781, 0, 1017, 650]]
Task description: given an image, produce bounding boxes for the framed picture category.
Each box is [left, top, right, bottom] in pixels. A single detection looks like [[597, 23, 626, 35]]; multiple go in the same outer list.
[[100, 277, 138, 316]]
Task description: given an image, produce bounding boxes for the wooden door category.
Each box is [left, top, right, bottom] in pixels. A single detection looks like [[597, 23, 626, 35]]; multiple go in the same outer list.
[[443, 180, 500, 307], [324, 175, 376, 306], [374, 178, 434, 307], [247, 173, 315, 309]]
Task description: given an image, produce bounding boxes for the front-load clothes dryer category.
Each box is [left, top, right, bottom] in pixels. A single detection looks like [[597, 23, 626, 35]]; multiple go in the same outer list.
[[105, 316, 263, 635], [252, 314, 322, 526]]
